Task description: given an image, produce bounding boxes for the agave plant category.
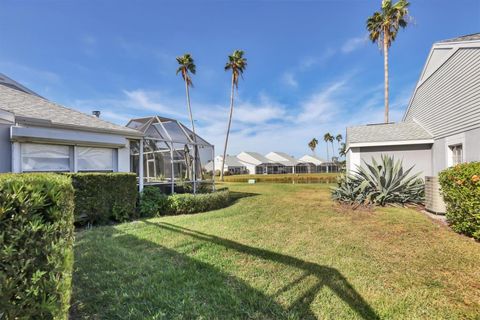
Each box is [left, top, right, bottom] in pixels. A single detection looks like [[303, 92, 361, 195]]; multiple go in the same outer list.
[[332, 155, 424, 206]]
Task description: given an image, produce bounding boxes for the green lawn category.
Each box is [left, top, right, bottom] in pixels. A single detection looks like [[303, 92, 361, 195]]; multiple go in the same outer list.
[[71, 183, 480, 319]]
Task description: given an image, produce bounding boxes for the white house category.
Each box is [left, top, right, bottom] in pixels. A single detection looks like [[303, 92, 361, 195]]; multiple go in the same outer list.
[[0, 75, 214, 194], [0, 73, 143, 174], [204, 155, 247, 174], [346, 33, 480, 178]]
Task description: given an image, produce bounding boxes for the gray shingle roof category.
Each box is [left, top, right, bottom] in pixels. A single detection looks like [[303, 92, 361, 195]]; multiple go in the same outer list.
[[222, 155, 245, 167], [0, 84, 142, 136], [439, 33, 480, 43], [346, 122, 433, 145]]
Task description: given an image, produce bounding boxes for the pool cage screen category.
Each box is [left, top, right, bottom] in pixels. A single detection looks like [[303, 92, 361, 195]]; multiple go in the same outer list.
[[127, 116, 214, 193]]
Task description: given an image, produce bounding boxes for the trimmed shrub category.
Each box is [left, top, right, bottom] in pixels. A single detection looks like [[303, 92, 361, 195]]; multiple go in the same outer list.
[[139, 188, 231, 216], [169, 189, 230, 215], [439, 162, 480, 240], [0, 173, 75, 319], [139, 186, 171, 217], [67, 173, 138, 225], [223, 173, 338, 184]]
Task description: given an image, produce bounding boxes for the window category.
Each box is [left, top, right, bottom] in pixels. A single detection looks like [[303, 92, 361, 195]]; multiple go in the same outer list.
[[77, 147, 114, 172], [449, 144, 463, 166], [22, 143, 71, 172]]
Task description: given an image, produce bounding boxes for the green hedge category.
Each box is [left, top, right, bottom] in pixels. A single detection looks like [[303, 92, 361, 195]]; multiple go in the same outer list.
[[439, 162, 480, 240], [0, 173, 75, 319], [67, 173, 138, 226], [139, 187, 230, 216], [223, 173, 339, 183]]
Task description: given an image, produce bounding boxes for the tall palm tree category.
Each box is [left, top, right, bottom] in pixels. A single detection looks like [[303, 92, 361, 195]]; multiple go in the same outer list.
[[339, 143, 347, 158], [308, 138, 318, 156], [335, 134, 343, 158], [176, 53, 197, 192], [367, 0, 410, 123], [220, 50, 247, 181], [323, 133, 332, 162], [329, 135, 335, 161]]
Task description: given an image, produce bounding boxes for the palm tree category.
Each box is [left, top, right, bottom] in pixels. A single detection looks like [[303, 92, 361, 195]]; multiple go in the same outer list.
[[335, 134, 343, 158], [176, 53, 197, 192], [367, 0, 410, 123], [339, 143, 347, 158], [323, 133, 332, 162], [220, 50, 247, 181], [329, 135, 335, 161], [308, 138, 318, 156]]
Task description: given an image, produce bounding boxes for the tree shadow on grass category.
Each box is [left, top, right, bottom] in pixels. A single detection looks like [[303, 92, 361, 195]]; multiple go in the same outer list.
[[229, 191, 260, 204], [71, 227, 290, 319], [71, 221, 379, 319], [145, 222, 380, 320]]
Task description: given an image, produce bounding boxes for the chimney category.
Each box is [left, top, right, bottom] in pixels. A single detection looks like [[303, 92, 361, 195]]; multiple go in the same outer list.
[[92, 111, 101, 118]]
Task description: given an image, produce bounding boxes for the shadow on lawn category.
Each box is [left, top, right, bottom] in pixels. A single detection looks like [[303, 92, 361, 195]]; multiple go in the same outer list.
[[71, 219, 378, 319], [145, 222, 380, 320]]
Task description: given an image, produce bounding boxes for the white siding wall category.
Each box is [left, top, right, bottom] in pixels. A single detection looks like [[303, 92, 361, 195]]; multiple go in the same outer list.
[[432, 127, 480, 175], [357, 144, 433, 178], [404, 48, 480, 138], [0, 123, 11, 172]]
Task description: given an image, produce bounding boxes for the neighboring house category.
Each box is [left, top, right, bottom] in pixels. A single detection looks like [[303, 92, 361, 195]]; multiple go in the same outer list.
[[346, 33, 480, 178], [204, 155, 247, 174], [236, 151, 283, 174], [0, 74, 143, 173], [266, 151, 319, 173]]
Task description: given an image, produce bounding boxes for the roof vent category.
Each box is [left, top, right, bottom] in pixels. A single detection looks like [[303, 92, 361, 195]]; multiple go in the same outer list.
[[92, 111, 101, 118]]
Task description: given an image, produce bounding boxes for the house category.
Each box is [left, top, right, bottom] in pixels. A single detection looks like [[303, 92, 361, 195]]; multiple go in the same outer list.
[[204, 155, 247, 175], [0, 73, 143, 174], [346, 33, 480, 178], [266, 151, 319, 173], [236, 151, 284, 174], [0, 75, 214, 193]]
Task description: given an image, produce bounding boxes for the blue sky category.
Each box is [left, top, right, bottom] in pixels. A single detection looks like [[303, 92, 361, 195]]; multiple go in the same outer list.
[[0, 0, 479, 158]]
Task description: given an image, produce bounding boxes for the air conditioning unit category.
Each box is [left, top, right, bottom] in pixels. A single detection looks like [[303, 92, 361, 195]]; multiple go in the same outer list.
[[425, 176, 447, 214]]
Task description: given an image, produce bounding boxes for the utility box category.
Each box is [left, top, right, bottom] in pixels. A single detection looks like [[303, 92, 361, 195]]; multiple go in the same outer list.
[[425, 176, 447, 214], [248, 179, 256, 184]]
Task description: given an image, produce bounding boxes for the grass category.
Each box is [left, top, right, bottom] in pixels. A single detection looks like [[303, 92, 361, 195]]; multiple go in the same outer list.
[[222, 172, 339, 183], [71, 183, 480, 319]]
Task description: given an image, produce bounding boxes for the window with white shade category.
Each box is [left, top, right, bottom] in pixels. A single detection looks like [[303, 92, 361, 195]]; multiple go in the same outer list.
[[77, 147, 115, 171], [22, 143, 71, 172], [449, 144, 463, 166]]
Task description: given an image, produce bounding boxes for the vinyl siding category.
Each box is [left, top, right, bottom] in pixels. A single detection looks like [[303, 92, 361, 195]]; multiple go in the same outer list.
[[0, 123, 11, 172], [404, 48, 480, 139], [358, 144, 433, 178]]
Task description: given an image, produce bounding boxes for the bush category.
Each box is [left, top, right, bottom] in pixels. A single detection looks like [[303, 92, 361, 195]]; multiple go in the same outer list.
[[439, 162, 480, 240], [139, 186, 171, 217], [223, 173, 338, 183], [67, 173, 138, 226], [139, 188, 231, 217], [0, 173, 75, 319], [169, 189, 231, 215], [332, 155, 424, 206]]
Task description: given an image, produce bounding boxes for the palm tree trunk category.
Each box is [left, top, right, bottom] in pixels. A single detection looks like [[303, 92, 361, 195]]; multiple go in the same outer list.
[[383, 31, 389, 124], [331, 142, 335, 160], [220, 74, 235, 181], [185, 79, 197, 194], [326, 143, 329, 162]]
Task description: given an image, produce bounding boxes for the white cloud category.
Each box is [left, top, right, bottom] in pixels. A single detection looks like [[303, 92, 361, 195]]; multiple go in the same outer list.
[[70, 74, 414, 159], [341, 35, 368, 54], [281, 72, 298, 88]]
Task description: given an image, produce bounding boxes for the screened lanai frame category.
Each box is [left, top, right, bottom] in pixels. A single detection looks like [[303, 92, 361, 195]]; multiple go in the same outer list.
[[127, 116, 215, 193]]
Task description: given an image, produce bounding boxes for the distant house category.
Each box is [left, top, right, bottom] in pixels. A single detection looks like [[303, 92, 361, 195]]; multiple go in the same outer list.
[[0, 73, 142, 174], [346, 34, 480, 178], [205, 155, 247, 175], [237, 151, 282, 174]]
